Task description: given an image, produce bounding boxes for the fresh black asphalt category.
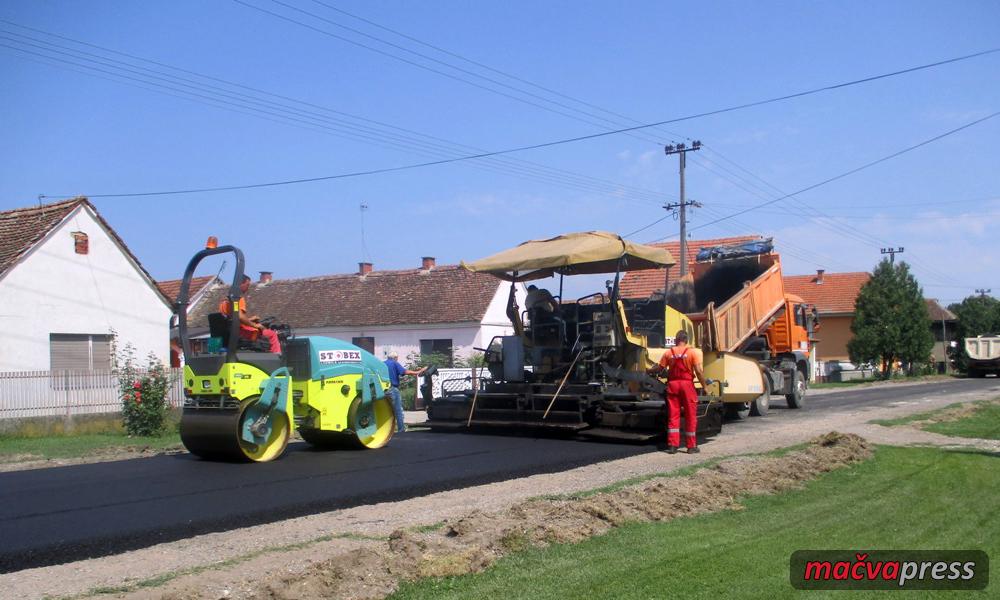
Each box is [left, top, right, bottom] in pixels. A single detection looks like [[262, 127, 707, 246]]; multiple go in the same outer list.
[[1, 378, 996, 573]]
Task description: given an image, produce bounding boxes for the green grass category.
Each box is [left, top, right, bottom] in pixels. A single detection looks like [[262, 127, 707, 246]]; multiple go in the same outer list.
[[924, 402, 1000, 440], [392, 446, 999, 599], [0, 431, 182, 461], [869, 402, 967, 428]]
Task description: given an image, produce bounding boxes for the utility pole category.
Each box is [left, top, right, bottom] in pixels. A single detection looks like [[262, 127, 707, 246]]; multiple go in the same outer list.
[[880, 246, 904, 264], [664, 140, 702, 276], [976, 288, 992, 297]]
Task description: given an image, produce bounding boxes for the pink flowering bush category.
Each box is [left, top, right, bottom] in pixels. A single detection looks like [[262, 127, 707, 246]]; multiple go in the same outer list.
[[114, 342, 172, 436]]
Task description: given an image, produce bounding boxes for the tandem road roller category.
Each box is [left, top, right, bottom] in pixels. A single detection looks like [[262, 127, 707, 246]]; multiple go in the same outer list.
[[175, 241, 396, 461]]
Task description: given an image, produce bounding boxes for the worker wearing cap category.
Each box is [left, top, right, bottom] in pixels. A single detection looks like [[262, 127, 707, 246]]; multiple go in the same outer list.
[[650, 330, 708, 454], [384, 350, 427, 434], [219, 275, 281, 353]]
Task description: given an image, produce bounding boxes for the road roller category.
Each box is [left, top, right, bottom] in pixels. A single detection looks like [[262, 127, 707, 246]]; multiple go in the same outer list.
[[174, 241, 396, 462]]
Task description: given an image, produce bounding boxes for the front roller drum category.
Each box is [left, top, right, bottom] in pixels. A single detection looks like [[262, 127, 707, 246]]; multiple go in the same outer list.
[[299, 396, 395, 449], [180, 396, 291, 462]]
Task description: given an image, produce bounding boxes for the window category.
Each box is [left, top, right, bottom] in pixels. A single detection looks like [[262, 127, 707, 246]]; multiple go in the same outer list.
[[352, 336, 375, 354], [49, 333, 113, 371], [419, 338, 453, 367]]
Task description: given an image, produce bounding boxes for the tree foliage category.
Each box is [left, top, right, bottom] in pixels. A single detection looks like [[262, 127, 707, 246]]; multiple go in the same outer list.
[[947, 295, 1000, 371], [848, 260, 934, 378]]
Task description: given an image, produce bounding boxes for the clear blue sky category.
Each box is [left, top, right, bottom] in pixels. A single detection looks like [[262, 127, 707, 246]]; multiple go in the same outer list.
[[1, 0, 998, 305]]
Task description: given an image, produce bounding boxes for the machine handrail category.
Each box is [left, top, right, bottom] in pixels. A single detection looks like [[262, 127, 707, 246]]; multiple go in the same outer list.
[[176, 245, 246, 363]]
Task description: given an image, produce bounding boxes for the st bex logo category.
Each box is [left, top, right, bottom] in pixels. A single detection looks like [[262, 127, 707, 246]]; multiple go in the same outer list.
[[318, 350, 363, 363]]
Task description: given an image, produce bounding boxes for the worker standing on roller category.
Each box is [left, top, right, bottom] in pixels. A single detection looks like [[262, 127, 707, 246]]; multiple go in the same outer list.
[[650, 330, 708, 454]]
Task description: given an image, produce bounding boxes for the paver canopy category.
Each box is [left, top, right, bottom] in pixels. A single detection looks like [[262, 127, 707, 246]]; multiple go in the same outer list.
[[460, 231, 675, 281]]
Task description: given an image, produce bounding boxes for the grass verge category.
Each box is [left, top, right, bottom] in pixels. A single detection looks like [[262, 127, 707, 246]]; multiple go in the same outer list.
[[924, 402, 1000, 440], [0, 432, 182, 462], [392, 445, 999, 599]]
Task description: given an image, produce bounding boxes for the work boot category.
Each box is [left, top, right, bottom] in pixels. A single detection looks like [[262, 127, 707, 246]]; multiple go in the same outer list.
[[688, 446, 700, 454], [664, 445, 679, 454]]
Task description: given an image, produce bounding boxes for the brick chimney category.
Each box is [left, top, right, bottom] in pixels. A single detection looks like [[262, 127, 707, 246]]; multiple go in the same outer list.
[[421, 256, 436, 271], [816, 269, 825, 284], [258, 271, 273, 284], [359, 262, 373, 276]]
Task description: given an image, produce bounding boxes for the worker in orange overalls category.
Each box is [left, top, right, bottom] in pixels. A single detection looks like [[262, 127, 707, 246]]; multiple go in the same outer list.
[[219, 274, 281, 353], [651, 330, 708, 454]]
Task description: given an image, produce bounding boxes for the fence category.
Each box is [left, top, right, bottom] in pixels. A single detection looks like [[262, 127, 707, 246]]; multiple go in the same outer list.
[[0, 369, 185, 420], [431, 367, 494, 399]]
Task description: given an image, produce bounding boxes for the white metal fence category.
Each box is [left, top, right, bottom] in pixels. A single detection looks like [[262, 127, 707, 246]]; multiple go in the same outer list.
[[0, 369, 185, 420], [431, 367, 494, 398]]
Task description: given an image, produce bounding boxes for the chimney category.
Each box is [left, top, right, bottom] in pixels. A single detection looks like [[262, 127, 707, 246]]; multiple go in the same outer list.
[[816, 269, 825, 284], [421, 256, 436, 271], [258, 271, 273, 284], [359, 262, 373, 276]]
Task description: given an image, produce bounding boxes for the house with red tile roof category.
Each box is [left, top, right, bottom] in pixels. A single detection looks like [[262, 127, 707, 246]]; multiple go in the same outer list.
[[0, 198, 172, 372], [186, 258, 525, 367], [783, 270, 870, 369]]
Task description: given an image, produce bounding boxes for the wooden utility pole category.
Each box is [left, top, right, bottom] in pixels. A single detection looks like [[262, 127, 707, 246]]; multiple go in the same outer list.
[[880, 246, 904, 264]]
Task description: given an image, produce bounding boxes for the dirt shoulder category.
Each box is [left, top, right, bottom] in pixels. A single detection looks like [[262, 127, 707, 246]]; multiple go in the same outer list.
[[3, 383, 997, 600]]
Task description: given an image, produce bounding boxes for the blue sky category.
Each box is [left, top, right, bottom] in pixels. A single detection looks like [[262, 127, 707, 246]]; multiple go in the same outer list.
[[1, 0, 998, 305]]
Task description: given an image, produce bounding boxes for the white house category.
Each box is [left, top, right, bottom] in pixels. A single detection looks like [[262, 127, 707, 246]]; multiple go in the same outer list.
[[187, 258, 526, 366], [0, 198, 172, 372]]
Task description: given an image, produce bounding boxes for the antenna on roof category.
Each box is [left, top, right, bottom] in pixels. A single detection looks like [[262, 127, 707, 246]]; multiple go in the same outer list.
[[360, 202, 372, 264]]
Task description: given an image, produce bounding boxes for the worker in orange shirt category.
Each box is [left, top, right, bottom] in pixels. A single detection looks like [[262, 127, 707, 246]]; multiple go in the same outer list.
[[219, 275, 281, 353], [650, 330, 708, 454]]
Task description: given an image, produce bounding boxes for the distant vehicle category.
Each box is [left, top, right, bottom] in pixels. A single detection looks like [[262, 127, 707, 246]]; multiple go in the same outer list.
[[965, 335, 1000, 377]]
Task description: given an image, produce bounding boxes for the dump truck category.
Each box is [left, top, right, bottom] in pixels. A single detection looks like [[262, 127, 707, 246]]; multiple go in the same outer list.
[[176, 241, 397, 462], [965, 335, 1000, 377], [673, 239, 818, 419], [425, 232, 816, 441]]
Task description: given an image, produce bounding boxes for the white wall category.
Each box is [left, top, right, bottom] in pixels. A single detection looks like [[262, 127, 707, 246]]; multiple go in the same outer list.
[[0, 206, 171, 371]]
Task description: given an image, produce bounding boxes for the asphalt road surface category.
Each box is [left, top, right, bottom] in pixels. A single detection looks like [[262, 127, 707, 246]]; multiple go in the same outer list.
[[1, 377, 995, 573]]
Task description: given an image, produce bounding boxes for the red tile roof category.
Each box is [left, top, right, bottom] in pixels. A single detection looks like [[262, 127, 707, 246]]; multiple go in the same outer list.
[[157, 276, 217, 302], [188, 265, 503, 329], [0, 197, 170, 306], [619, 235, 762, 298], [0, 198, 82, 277], [783, 272, 871, 314]]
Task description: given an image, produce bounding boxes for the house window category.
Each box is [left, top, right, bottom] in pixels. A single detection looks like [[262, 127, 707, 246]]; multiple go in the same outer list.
[[71, 231, 89, 255], [49, 333, 113, 371], [420, 338, 453, 367], [352, 336, 375, 354]]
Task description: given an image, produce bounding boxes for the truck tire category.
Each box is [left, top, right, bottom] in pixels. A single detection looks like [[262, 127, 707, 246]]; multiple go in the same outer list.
[[726, 402, 751, 420], [786, 369, 806, 409], [750, 379, 770, 417]]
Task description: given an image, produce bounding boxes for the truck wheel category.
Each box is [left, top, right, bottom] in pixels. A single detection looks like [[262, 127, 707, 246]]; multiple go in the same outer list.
[[750, 380, 770, 417], [786, 369, 806, 409], [726, 402, 751, 420]]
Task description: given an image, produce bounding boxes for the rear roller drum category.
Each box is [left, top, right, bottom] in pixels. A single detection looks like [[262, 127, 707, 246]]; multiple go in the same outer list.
[[299, 396, 396, 450]]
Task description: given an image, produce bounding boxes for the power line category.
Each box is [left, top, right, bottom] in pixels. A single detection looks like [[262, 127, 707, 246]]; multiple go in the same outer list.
[[0, 26, 676, 206], [35, 50, 1000, 198], [663, 111, 1000, 238]]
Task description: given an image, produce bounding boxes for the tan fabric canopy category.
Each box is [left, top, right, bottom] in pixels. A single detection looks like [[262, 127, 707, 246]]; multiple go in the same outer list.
[[460, 231, 675, 281]]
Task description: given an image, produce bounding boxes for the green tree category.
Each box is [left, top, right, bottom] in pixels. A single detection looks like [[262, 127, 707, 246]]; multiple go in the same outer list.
[[848, 260, 934, 378], [948, 295, 1000, 372]]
